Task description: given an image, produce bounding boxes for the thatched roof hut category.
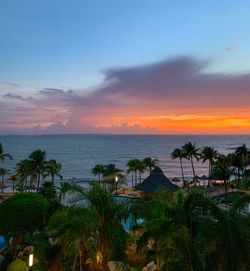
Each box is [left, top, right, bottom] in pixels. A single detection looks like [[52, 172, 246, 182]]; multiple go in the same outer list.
[[135, 167, 178, 193]]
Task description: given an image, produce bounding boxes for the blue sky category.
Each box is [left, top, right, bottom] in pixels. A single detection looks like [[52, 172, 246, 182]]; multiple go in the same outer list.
[[1, 0, 250, 89], [1, 0, 250, 135]]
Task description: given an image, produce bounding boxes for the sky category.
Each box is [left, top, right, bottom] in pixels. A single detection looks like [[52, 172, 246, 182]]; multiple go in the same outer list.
[[1, 0, 250, 135]]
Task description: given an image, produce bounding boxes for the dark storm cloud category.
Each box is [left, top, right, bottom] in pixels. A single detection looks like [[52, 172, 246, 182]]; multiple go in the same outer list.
[[80, 56, 250, 109]]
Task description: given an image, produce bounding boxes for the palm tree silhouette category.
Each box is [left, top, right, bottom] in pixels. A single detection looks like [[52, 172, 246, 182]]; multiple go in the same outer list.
[[182, 142, 200, 185], [171, 148, 185, 181], [16, 159, 33, 191], [0, 143, 13, 163], [200, 146, 218, 178], [143, 157, 159, 174], [103, 164, 123, 190], [91, 164, 105, 184], [29, 150, 46, 191], [0, 168, 10, 193], [127, 159, 137, 187], [135, 159, 146, 184], [43, 159, 63, 183]]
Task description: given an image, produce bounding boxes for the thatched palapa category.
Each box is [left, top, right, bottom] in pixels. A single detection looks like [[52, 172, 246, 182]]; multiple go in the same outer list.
[[135, 167, 178, 193]]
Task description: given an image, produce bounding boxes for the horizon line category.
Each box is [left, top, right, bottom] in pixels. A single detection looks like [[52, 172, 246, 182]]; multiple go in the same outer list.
[[1, 133, 250, 137]]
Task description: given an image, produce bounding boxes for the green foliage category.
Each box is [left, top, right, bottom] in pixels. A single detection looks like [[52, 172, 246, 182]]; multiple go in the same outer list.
[[217, 191, 246, 204], [47, 198, 63, 219], [0, 143, 13, 163], [85, 184, 129, 265], [136, 191, 250, 271], [0, 193, 49, 240], [38, 181, 57, 200], [7, 259, 28, 271], [43, 159, 63, 183], [231, 178, 250, 189]]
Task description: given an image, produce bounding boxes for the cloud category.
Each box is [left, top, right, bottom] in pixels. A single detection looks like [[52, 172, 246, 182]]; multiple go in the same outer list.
[[1, 56, 250, 134], [2, 81, 20, 87], [2, 93, 32, 101], [225, 46, 239, 52], [40, 88, 65, 95], [78, 56, 250, 109], [224, 41, 239, 52]]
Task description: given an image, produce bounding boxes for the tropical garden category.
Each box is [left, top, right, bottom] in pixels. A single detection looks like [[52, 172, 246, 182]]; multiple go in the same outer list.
[[0, 141, 250, 271]]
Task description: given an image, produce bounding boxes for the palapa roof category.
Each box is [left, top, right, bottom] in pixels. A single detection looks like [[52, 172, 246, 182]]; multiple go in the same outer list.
[[135, 166, 178, 193]]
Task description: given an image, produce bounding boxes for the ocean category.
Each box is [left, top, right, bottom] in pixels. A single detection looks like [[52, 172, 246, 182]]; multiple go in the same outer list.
[[0, 134, 250, 183]]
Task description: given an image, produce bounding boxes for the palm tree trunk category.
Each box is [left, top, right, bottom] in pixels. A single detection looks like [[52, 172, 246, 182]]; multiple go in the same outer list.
[[72, 253, 78, 271], [25, 178, 28, 192], [132, 171, 134, 187], [36, 172, 41, 192], [191, 157, 196, 186], [1, 175, 3, 194], [79, 249, 83, 271], [180, 158, 185, 181], [208, 162, 211, 178]]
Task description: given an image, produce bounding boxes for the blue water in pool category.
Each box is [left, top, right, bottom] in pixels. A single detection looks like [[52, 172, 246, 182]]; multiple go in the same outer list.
[[0, 236, 6, 251]]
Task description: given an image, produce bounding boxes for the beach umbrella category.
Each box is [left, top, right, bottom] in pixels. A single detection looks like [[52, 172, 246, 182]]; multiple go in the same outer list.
[[172, 177, 181, 183], [199, 175, 208, 180]]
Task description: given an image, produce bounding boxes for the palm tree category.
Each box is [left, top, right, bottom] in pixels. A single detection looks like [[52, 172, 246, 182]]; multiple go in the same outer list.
[[0, 143, 13, 163], [127, 159, 137, 187], [171, 148, 185, 181], [137, 191, 220, 270], [0, 168, 10, 193], [103, 164, 124, 190], [202, 194, 250, 271], [16, 159, 36, 192], [49, 207, 96, 271], [43, 159, 63, 183], [84, 184, 128, 269], [143, 157, 159, 174], [91, 164, 105, 184], [29, 150, 46, 191], [134, 159, 146, 184], [200, 146, 218, 178], [212, 154, 231, 192], [8, 174, 18, 194], [182, 142, 200, 185], [235, 144, 249, 177], [57, 181, 82, 200], [228, 152, 244, 182], [0, 143, 13, 193]]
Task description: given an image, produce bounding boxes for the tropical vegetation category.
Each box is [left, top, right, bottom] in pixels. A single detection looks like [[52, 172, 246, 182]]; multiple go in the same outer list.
[[0, 141, 250, 271]]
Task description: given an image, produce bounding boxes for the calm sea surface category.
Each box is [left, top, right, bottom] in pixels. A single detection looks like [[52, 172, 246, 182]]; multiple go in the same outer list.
[[1, 135, 250, 183]]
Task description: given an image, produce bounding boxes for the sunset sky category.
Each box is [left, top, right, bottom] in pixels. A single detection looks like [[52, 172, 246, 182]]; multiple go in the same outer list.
[[1, 0, 250, 134]]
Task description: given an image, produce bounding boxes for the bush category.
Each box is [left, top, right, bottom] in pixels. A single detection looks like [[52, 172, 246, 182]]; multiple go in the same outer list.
[[0, 193, 49, 240], [7, 259, 28, 271]]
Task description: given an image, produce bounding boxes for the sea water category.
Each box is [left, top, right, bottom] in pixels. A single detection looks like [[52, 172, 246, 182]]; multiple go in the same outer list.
[[0, 134, 250, 183]]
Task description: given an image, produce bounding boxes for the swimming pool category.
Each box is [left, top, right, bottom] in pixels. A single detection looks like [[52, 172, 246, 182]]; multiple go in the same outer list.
[[0, 236, 6, 252]]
